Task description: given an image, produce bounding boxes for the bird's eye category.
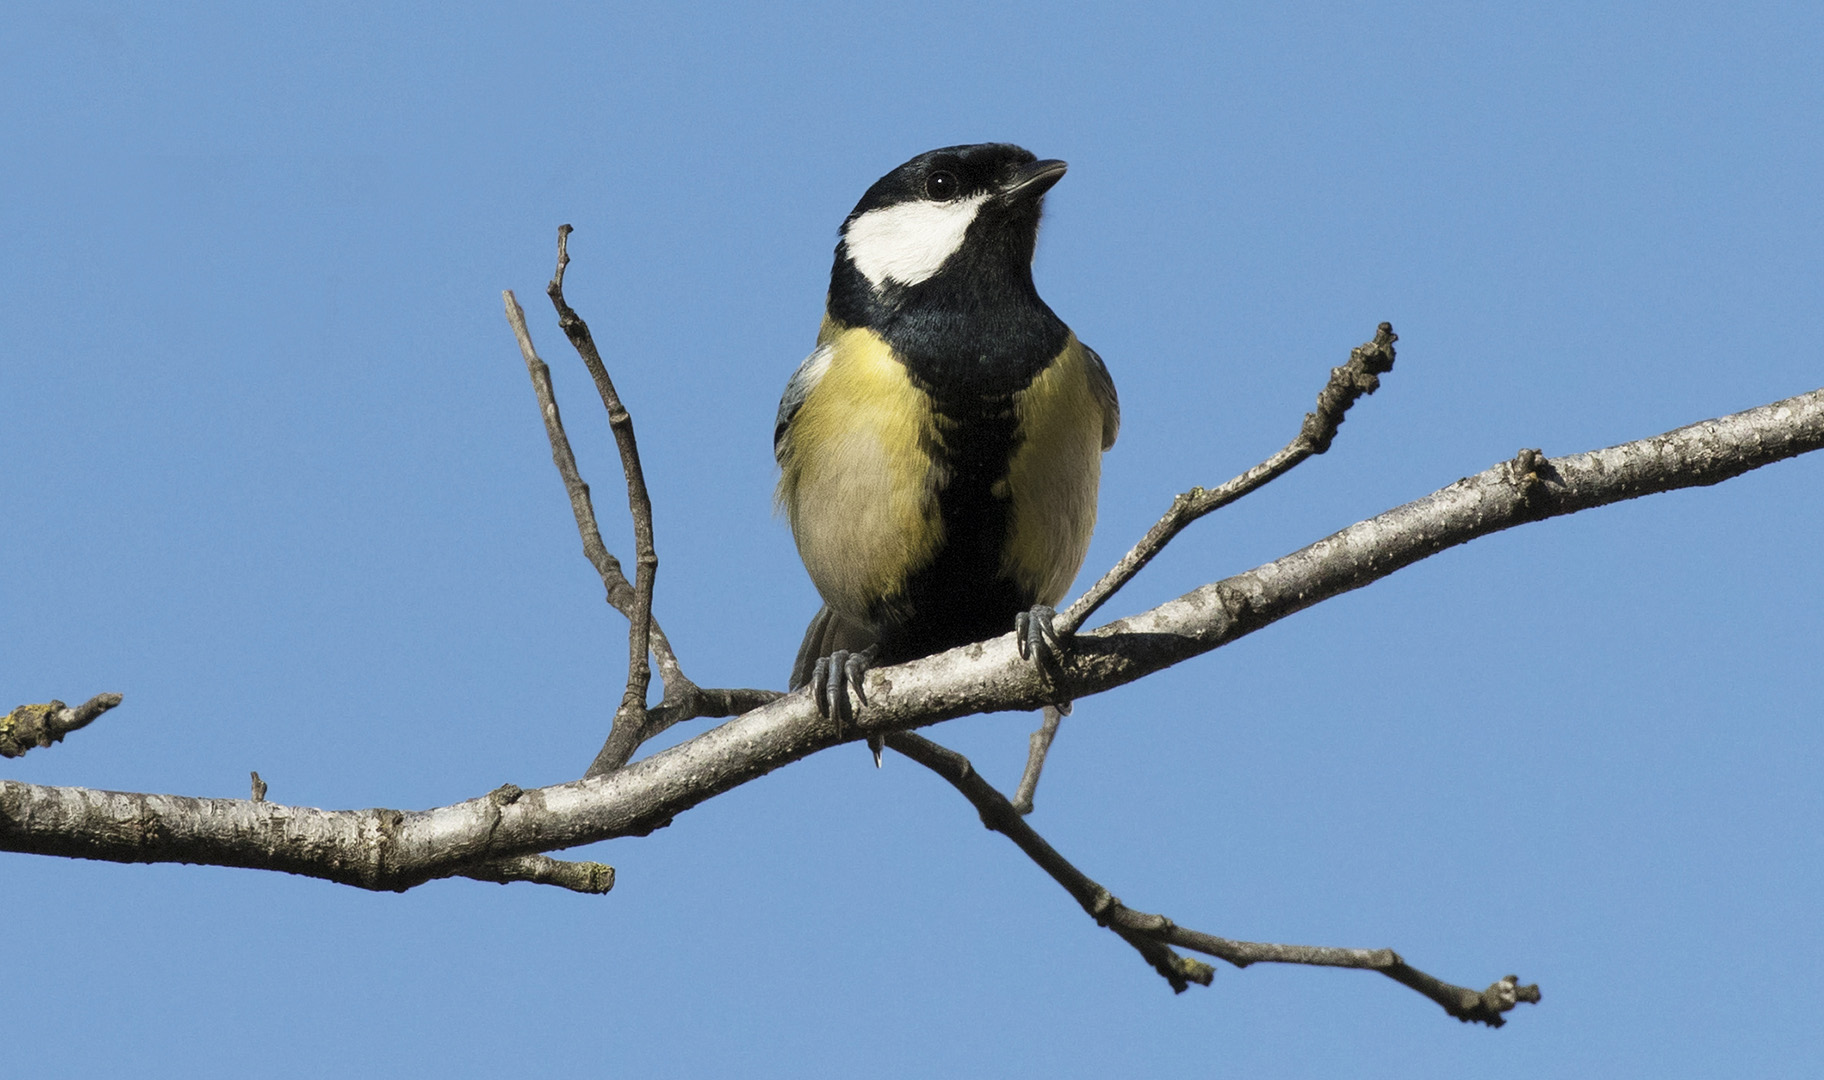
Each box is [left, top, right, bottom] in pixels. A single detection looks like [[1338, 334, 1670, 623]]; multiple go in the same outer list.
[[925, 171, 959, 200]]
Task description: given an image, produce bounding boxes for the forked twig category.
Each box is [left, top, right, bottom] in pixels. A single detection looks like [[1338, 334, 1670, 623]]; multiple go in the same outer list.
[[504, 287, 668, 762], [545, 226, 660, 750], [887, 730, 1538, 1025], [506, 235, 774, 776]]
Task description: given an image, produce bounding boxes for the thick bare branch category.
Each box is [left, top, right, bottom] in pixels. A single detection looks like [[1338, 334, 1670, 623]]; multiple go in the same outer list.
[[0, 694, 123, 758], [886, 732, 1537, 1024], [1059, 323, 1397, 635], [4, 386, 1817, 906]]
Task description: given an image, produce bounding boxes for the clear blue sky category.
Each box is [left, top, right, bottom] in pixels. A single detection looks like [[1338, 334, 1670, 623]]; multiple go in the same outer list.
[[5, 3, 1820, 1077]]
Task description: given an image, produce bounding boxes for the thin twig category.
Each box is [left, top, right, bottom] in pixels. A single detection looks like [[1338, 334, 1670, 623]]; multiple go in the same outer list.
[[1154, 924, 1539, 1025], [503, 288, 642, 615], [507, 283, 668, 763], [1011, 703, 1066, 815], [452, 853, 616, 894], [881, 732, 1212, 992], [546, 225, 659, 754], [1058, 323, 1397, 636], [527, 229, 770, 774], [886, 730, 1538, 1025], [0, 694, 123, 758], [1021, 326, 1394, 808]]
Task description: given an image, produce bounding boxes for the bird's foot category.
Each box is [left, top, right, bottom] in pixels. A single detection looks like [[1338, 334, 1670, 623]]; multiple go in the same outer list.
[[1014, 604, 1068, 674], [810, 645, 877, 741]]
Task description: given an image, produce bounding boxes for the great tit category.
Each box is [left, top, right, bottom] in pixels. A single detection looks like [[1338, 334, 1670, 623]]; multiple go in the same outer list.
[[775, 143, 1119, 760]]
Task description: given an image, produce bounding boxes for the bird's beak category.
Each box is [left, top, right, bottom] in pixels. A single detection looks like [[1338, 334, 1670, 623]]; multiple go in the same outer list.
[[1002, 159, 1068, 200]]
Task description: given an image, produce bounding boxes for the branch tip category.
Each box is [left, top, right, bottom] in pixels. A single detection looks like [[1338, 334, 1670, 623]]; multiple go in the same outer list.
[[1176, 955, 1218, 987], [1, 693, 125, 759], [1300, 322, 1399, 455], [455, 854, 616, 895], [550, 223, 574, 296]]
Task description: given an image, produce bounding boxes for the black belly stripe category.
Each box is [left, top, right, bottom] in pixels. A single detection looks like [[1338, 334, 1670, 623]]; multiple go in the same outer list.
[[872, 382, 1033, 663], [827, 248, 1075, 662]]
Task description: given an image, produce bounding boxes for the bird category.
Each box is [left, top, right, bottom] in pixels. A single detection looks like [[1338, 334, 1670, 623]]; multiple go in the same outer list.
[[773, 143, 1119, 763]]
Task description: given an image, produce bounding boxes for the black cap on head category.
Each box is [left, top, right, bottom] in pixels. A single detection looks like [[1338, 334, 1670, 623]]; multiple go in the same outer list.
[[848, 143, 1067, 220], [831, 142, 1069, 317]]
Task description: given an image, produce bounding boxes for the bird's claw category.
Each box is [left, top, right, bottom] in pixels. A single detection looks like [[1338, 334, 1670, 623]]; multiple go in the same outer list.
[[809, 646, 876, 737], [1015, 604, 1066, 672]]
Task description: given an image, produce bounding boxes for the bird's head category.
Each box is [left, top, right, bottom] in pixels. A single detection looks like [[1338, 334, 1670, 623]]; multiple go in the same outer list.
[[835, 143, 1066, 299]]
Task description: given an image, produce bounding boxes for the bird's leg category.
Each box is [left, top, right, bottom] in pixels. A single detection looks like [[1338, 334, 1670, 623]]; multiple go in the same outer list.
[[1014, 604, 1066, 673], [809, 645, 877, 741]]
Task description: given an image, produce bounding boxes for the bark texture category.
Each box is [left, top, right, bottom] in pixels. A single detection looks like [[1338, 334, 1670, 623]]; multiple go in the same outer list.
[[6, 387, 1818, 886]]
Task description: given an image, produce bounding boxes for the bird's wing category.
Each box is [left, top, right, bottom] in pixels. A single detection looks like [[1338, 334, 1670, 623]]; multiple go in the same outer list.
[[774, 342, 835, 464], [1081, 341, 1120, 450]]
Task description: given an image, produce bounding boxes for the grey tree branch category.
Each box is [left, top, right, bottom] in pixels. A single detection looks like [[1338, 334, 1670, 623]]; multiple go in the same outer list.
[[503, 289, 630, 609], [503, 288, 660, 661], [6, 378, 1818, 1019], [0, 694, 123, 758], [1010, 703, 1065, 815], [451, 852, 616, 894], [1014, 325, 1397, 811], [545, 225, 660, 765], [885, 731, 1213, 992], [509, 235, 773, 776], [607, 686, 787, 766], [505, 283, 736, 772], [1057, 322, 1398, 637], [0, 778, 612, 895], [1151, 926, 1540, 1026], [1021, 324, 1386, 813], [885, 731, 1538, 1024]]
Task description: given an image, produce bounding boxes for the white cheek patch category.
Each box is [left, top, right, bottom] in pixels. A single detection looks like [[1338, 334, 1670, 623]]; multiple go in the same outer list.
[[843, 194, 988, 289]]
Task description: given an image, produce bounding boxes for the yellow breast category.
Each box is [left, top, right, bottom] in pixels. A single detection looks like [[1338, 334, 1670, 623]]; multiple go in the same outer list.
[[776, 326, 943, 624], [1001, 335, 1107, 606]]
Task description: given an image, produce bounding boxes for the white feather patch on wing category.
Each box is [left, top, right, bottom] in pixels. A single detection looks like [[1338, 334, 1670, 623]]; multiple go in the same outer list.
[[842, 194, 989, 288]]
